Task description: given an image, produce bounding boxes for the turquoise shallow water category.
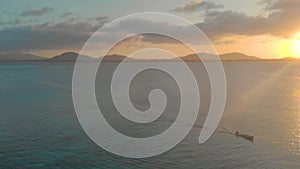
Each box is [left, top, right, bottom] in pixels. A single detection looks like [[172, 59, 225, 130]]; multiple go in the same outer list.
[[1, 62, 300, 168]]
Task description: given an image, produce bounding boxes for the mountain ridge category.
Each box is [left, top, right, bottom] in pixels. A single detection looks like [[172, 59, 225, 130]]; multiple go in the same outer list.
[[0, 53, 44, 61], [1, 51, 298, 62]]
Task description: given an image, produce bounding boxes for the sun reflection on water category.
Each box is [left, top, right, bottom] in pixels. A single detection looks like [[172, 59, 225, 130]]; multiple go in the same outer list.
[[288, 79, 300, 156]]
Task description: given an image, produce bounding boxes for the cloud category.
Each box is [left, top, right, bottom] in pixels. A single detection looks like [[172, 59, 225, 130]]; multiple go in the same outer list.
[[104, 0, 300, 44], [94, 16, 109, 21], [20, 7, 54, 17], [91, 18, 218, 45], [88, 16, 110, 24], [262, 0, 300, 13], [60, 12, 72, 18], [0, 17, 109, 52], [196, 0, 300, 40], [196, 10, 267, 40], [170, 0, 223, 13], [257, 0, 297, 11], [100, 18, 203, 44], [0, 18, 38, 27], [3, 0, 300, 53], [0, 20, 4, 26], [0, 17, 209, 53]]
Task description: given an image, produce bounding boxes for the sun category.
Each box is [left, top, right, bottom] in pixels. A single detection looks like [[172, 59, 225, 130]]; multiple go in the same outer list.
[[293, 39, 300, 55], [281, 32, 300, 58]]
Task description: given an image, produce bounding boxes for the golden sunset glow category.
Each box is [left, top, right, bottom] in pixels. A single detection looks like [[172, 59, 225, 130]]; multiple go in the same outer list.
[[281, 33, 300, 58]]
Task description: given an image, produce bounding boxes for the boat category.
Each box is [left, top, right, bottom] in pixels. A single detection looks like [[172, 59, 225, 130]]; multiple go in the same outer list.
[[237, 134, 254, 141], [234, 131, 254, 142], [221, 128, 254, 142]]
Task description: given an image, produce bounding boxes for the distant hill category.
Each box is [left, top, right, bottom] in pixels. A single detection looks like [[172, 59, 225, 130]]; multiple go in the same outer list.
[[48, 53, 130, 62], [47, 52, 95, 62], [0, 51, 280, 62], [220, 52, 261, 61], [180, 52, 261, 61], [280, 57, 300, 61], [179, 53, 215, 62], [0, 53, 44, 61], [99, 52, 261, 62], [100, 54, 128, 62]]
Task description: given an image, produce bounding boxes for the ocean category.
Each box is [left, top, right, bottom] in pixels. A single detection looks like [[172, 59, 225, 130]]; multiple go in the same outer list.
[[1, 61, 300, 168]]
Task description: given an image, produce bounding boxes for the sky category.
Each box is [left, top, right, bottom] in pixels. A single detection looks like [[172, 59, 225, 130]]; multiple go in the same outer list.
[[1, 0, 300, 59]]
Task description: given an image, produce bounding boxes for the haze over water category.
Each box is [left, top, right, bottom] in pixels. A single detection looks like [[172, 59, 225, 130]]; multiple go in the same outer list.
[[1, 61, 300, 168]]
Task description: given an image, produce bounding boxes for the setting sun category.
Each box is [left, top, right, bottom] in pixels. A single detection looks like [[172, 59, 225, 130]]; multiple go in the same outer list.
[[281, 33, 300, 58], [294, 39, 300, 56]]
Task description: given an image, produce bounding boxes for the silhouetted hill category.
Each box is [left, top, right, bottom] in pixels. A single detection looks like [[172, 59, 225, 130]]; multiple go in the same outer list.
[[180, 52, 261, 61], [280, 57, 300, 61], [221, 52, 261, 60], [0, 53, 44, 61], [49, 52, 78, 62], [100, 54, 129, 62], [47, 52, 95, 62], [0, 51, 289, 62], [179, 53, 215, 62], [48, 53, 130, 62]]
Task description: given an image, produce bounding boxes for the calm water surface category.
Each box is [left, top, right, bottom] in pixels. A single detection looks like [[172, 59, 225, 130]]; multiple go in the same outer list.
[[0, 62, 300, 168]]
